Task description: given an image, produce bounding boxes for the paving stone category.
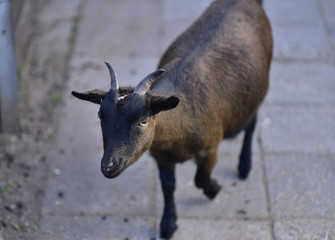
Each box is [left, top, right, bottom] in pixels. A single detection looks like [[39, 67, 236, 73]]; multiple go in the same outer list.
[[159, 0, 212, 52], [259, 105, 335, 154], [274, 219, 335, 240], [163, 0, 212, 21], [265, 155, 335, 217], [267, 62, 335, 104], [37, 19, 74, 66], [319, 0, 335, 57], [156, 138, 268, 219], [159, 19, 195, 55], [27, 0, 79, 90], [38, 0, 81, 24], [38, 215, 155, 240], [171, 219, 272, 240], [264, 0, 322, 24], [82, 0, 160, 19], [74, 0, 162, 57], [69, 53, 159, 91], [264, 0, 333, 62]]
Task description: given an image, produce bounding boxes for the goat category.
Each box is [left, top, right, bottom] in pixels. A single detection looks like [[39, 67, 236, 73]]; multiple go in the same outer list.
[[72, 0, 272, 238]]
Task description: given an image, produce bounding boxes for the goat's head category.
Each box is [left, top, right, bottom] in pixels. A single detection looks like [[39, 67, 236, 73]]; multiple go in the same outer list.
[[72, 62, 179, 178]]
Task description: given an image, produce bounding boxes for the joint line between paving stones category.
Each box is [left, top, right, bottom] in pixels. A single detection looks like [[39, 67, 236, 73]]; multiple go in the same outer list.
[[257, 129, 275, 240], [48, 0, 85, 139], [261, 151, 335, 159], [315, 0, 335, 65], [173, 214, 335, 222], [263, 101, 335, 108], [66, 0, 86, 62], [273, 57, 334, 65], [40, 211, 335, 222], [274, 215, 335, 221]]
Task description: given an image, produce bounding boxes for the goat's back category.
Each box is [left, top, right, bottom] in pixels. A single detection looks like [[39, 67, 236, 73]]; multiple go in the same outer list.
[[151, 0, 272, 153]]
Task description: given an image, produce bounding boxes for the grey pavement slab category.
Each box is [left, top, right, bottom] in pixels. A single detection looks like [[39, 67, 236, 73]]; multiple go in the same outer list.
[[319, 0, 335, 58], [159, 20, 191, 54], [74, 0, 162, 57], [266, 62, 335, 105], [264, 0, 333, 62], [38, 215, 155, 240], [69, 53, 159, 92], [171, 219, 272, 240], [259, 104, 335, 155], [265, 155, 335, 217], [273, 219, 335, 240], [38, 0, 81, 24], [159, 0, 212, 52], [162, 0, 212, 21]]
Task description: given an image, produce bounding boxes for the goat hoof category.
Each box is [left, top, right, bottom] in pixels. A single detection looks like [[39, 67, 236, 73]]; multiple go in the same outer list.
[[238, 165, 250, 180], [160, 217, 178, 239], [203, 179, 221, 200]]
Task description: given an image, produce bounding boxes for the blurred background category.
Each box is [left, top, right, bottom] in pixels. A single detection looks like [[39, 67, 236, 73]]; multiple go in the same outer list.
[[0, 0, 334, 239]]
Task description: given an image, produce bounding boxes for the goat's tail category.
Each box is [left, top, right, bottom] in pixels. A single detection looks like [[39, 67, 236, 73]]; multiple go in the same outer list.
[[257, 0, 263, 6]]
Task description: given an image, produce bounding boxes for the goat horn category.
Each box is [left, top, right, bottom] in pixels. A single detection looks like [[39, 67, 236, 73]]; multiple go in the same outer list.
[[134, 69, 165, 95], [104, 61, 118, 91]]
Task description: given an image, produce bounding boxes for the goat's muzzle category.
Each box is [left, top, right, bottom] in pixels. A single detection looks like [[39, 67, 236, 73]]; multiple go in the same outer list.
[[101, 157, 125, 178]]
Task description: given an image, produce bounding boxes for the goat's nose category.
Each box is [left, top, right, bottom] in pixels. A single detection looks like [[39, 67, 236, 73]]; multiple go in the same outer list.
[[105, 161, 113, 170], [101, 159, 114, 171], [109, 157, 123, 165], [101, 158, 124, 178], [101, 157, 124, 178]]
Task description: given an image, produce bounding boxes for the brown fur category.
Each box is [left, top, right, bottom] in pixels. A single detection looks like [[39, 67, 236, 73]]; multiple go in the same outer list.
[[150, 0, 272, 164]]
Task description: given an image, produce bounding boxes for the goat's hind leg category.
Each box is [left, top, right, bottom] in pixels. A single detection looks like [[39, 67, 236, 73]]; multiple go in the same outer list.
[[194, 146, 222, 200], [238, 115, 257, 179]]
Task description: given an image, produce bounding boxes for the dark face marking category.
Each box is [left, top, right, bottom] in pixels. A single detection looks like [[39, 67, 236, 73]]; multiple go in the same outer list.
[[98, 92, 156, 178]]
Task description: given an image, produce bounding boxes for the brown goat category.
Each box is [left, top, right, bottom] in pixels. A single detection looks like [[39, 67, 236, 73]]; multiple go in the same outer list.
[[72, 0, 272, 238]]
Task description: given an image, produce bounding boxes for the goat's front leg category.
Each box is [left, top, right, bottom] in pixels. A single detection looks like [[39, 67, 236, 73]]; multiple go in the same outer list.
[[157, 161, 177, 239]]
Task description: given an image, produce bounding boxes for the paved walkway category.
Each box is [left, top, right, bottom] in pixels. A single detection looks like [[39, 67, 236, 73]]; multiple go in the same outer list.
[[37, 0, 335, 239]]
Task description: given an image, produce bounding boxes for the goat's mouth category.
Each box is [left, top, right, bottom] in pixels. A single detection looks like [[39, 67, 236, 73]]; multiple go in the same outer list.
[[101, 160, 127, 179]]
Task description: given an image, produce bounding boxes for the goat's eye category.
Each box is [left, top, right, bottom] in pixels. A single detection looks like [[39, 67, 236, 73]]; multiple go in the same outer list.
[[139, 120, 147, 126]]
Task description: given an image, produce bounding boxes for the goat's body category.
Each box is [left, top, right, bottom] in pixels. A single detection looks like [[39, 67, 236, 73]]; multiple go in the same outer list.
[[150, 0, 272, 163], [149, 1, 272, 237]]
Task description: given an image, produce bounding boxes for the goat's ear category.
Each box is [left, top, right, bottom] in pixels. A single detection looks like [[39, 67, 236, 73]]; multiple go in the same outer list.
[[71, 89, 107, 104], [149, 95, 179, 115]]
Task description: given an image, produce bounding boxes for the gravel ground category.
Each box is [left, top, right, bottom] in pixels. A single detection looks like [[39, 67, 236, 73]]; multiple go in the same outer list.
[[0, 0, 81, 239]]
